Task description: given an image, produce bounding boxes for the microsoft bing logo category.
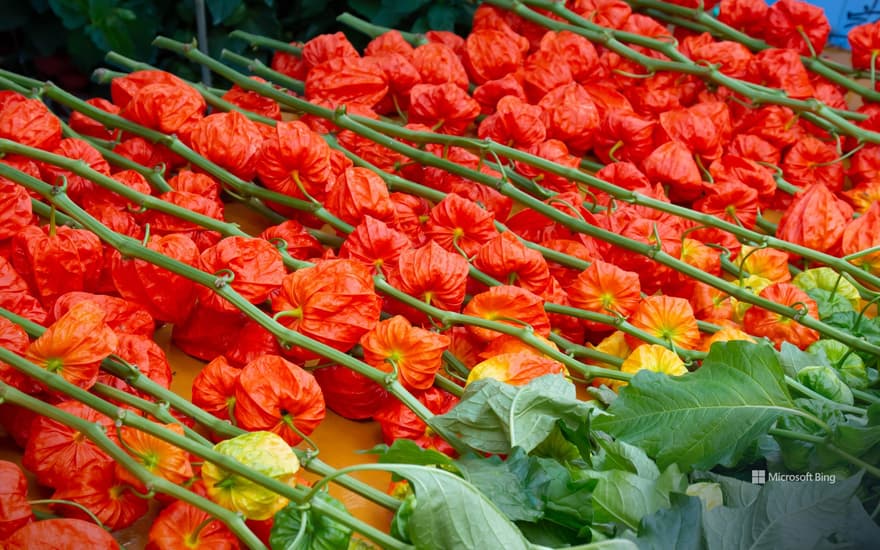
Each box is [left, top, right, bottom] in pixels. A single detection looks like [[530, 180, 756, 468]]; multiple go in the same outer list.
[[751, 470, 766, 484]]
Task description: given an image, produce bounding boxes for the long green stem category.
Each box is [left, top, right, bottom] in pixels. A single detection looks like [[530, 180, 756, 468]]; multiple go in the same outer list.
[[0, 381, 265, 549], [336, 12, 427, 46], [91, 382, 214, 446], [228, 30, 303, 55], [220, 50, 304, 94], [784, 376, 867, 416], [373, 276, 634, 382]]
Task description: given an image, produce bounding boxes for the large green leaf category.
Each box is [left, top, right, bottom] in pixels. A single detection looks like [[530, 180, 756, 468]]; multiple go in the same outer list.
[[369, 464, 531, 550], [452, 448, 595, 535], [594, 341, 802, 470], [455, 450, 543, 522], [49, 0, 89, 29], [589, 463, 686, 531], [702, 472, 879, 550], [630, 493, 704, 550], [593, 437, 660, 479], [430, 375, 597, 455]]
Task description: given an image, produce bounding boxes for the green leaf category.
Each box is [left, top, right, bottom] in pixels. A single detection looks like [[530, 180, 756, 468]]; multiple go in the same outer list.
[[88, 0, 112, 21], [430, 375, 597, 455], [824, 312, 880, 368], [426, 4, 456, 30], [269, 491, 352, 550], [778, 342, 825, 377], [588, 459, 686, 531], [348, 0, 380, 19], [831, 403, 880, 456], [452, 448, 596, 533], [807, 339, 869, 389], [66, 28, 104, 71], [31, 0, 50, 14], [390, 493, 416, 544], [529, 456, 596, 531], [373, 0, 431, 28], [804, 287, 855, 319], [594, 341, 801, 470], [531, 424, 582, 464], [369, 464, 532, 550], [565, 541, 640, 550], [364, 439, 457, 470], [630, 493, 703, 550], [455, 450, 543, 522], [206, 0, 241, 25], [702, 472, 879, 550], [49, 0, 89, 29], [593, 437, 660, 479], [797, 366, 854, 405]]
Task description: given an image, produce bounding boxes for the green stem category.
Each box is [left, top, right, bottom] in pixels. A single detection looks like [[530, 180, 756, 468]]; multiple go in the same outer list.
[[771, 425, 880, 480], [92, 382, 214, 447], [228, 30, 303, 55], [336, 12, 427, 46], [374, 276, 634, 382], [852, 389, 880, 405], [28, 499, 108, 530], [220, 50, 304, 94], [0, 164, 465, 455]]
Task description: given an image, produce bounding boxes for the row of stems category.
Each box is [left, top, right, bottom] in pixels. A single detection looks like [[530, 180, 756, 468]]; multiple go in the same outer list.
[[0, 306, 402, 511], [0, 347, 409, 550], [625, 0, 880, 104], [0, 162, 463, 450], [0, 124, 642, 375], [0, 66, 665, 368], [147, 36, 880, 358], [0, 380, 267, 549], [496, 0, 880, 143], [197, 32, 880, 303]]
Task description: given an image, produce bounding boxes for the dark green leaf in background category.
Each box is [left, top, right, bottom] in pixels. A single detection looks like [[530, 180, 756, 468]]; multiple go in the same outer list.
[[49, 0, 89, 29], [206, 0, 242, 25]]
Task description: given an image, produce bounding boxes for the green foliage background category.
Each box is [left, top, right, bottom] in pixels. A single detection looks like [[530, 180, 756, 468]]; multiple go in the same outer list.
[[0, 0, 478, 85]]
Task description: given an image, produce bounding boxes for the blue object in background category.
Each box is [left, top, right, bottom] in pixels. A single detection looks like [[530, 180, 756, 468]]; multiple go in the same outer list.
[[767, 0, 880, 49]]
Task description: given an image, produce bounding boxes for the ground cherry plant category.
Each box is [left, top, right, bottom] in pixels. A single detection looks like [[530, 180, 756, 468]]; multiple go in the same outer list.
[[0, 0, 879, 548]]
